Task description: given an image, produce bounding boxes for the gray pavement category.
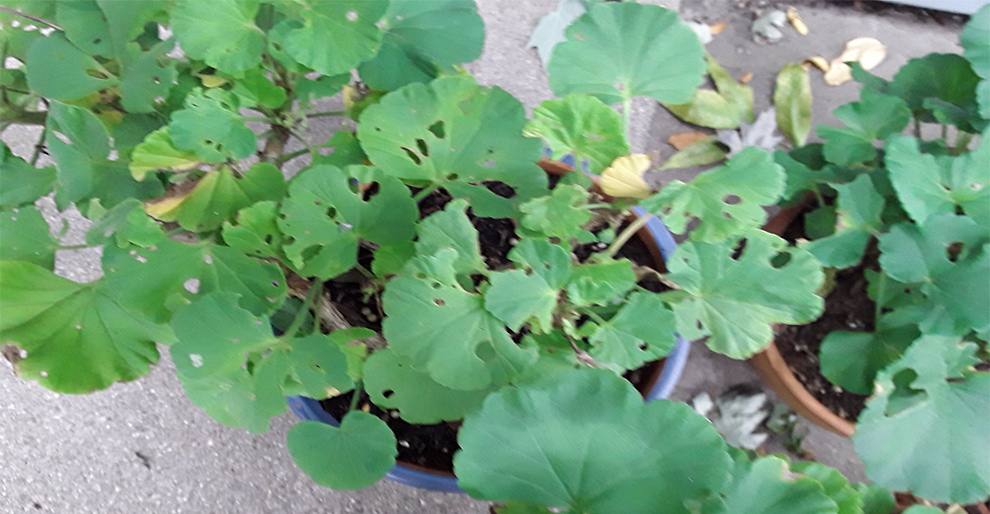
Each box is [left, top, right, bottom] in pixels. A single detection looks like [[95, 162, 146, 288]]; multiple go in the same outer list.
[[0, 1, 971, 512]]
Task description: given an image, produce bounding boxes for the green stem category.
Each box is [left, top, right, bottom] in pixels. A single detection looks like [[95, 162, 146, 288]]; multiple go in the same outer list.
[[606, 211, 654, 258], [241, 116, 276, 123], [583, 310, 608, 326], [306, 110, 346, 119], [413, 184, 440, 203], [941, 124, 948, 141], [280, 148, 311, 163], [812, 187, 827, 212], [913, 118, 922, 139], [349, 381, 364, 413], [30, 127, 47, 166], [284, 282, 321, 340], [0, 6, 63, 30], [873, 271, 887, 326]]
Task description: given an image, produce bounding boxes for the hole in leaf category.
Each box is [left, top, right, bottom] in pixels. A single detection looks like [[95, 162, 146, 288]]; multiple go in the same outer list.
[[414, 272, 427, 280], [401, 147, 422, 165], [415, 138, 430, 157], [696, 320, 703, 330], [723, 194, 741, 205], [85, 69, 109, 80], [93, 38, 101, 44], [382, 389, 394, 399], [314, 200, 322, 206], [433, 298, 445, 306], [204, 139, 213, 145], [431, 282, 442, 289], [39, 370, 48, 378], [204, 255, 213, 264], [264, 234, 273, 244], [50, 131, 72, 145], [271, 281, 279, 287], [770, 251, 791, 269], [153, 76, 160, 84], [446, 173, 459, 181], [884, 369, 927, 416], [183, 278, 200, 294], [346, 10, 358, 21], [326, 207, 337, 218], [946, 241, 963, 262], [428, 121, 445, 139], [272, 42, 282, 51], [479, 158, 496, 168], [730, 239, 748, 260]]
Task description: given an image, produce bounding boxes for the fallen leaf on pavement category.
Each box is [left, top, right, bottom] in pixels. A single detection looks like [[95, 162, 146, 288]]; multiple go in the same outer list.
[[838, 37, 886, 70], [787, 8, 809, 35], [668, 131, 710, 150], [803, 56, 831, 72], [824, 59, 853, 85], [739, 72, 754, 84], [710, 21, 727, 34]]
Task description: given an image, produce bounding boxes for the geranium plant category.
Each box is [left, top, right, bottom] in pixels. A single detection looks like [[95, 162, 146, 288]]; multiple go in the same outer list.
[[0, 0, 891, 512], [772, 5, 990, 505]]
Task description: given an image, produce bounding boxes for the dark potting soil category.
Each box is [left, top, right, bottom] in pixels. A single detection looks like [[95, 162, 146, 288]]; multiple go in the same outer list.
[[773, 206, 873, 421]]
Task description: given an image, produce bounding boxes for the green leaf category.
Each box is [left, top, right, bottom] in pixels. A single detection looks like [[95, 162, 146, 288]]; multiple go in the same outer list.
[[856, 484, 897, 514], [548, 3, 706, 105], [878, 216, 989, 336], [715, 457, 838, 514], [493, 503, 555, 514], [819, 329, 916, 395], [414, 198, 485, 276], [221, 201, 284, 260], [588, 292, 677, 371], [774, 64, 813, 147], [902, 507, 944, 514], [371, 241, 416, 277], [890, 54, 980, 126], [26, 32, 117, 100], [295, 74, 351, 109], [643, 147, 784, 242], [312, 130, 368, 168], [507, 238, 573, 290], [94, 0, 166, 62], [566, 258, 637, 307], [790, 461, 860, 514], [962, 6, 990, 118], [382, 271, 537, 391], [949, 133, 990, 222], [0, 261, 174, 393], [112, 114, 165, 160], [659, 136, 728, 171], [665, 56, 754, 129], [46, 101, 163, 209], [455, 368, 731, 514], [168, 89, 257, 163], [0, 206, 58, 269], [853, 336, 990, 503], [803, 173, 884, 268], [358, 0, 484, 91], [285, 333, 355, 400], [146, 164, 285, 233], [86, 199, 162, 248], [819, 89, 911, 166], [364, 348, 492, 424], [119, 39, 178, 113], [129, 128, 201, 181], [170, 0, 265, 73], [803, 230, 872, 270], [283, 0, 388, 77], [524, 94, 629, 175], [0, 143, 55, 208], [357, 76, 547, 218], [519, 185, 593, 241], [287, 413, 397, 490], [230, 68, 287, 110], [485, 270, 556, 331], [665, 231, 824, 359], [56, 0, 111, 57], [885, 136, 956, 225]]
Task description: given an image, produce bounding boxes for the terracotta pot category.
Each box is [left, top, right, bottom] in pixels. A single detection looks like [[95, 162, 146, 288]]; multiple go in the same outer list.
[[747, 200, 857, 438]]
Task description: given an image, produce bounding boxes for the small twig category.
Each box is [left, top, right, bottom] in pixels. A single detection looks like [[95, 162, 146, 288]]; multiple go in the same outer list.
[[566, 335, 599, 368], [0, 6, 63, 30], [606, 212, 654, 258]]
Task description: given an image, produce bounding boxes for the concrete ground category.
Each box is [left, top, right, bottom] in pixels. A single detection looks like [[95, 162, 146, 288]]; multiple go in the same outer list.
[[0, 1, 973, 512]]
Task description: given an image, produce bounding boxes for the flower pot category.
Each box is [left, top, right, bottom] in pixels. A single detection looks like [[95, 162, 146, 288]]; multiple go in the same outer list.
[[287, 159, 693, 492], [747, 201, 856, 438]]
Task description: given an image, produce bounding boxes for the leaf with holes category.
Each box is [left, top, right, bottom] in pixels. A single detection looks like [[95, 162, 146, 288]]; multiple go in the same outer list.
[[46, 102, 163, 210], [358, 0, 484, 91], [382, 269, 538, 391], [508, 238, 573, 290], [0, 143, 55, 209], [222, 201, 285, 261], [485, 270, 557, 331], [519, 185, 593, 241], [819, 328, 916, 396], [642, 147, 785, 243], [524, 94, 629, 175], [283, 0, 388, 77], [890, 54, 981, 130], [129, 128, 201, 181], [119, 39, 178, 113], [86, 199, 163, 248], [962, 6, 990, 118], [665, 231, 824, 359], [588, 292, 677, 371], [878, 215, 989, 336], [413, 199, 485, 276], [25, 33, 118, 100], [790, 461, 861, 514], [168, 89, 257, 163], [803, 173, 884, 268], [357, 76, 547, 218], [170, 0, 265, 74], [665, 56, 754, 129], [230, 68, 287, 110], [0, 206, 59, 269], [279, 165, 416, 280], [145, 164, 285, 233], [548, 3, 706, 106], [364, 348, 493, 424], [455, 368, 731, 514], [288, 413, 397, 490], [0, 261, 175, 393], [853, 336, 990, 503]]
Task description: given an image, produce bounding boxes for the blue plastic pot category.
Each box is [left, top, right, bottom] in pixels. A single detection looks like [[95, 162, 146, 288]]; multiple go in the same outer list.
[[288, 158, 691, 493]]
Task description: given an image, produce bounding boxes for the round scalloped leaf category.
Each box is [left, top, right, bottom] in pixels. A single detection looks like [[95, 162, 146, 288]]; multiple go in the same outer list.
[[119, 39, 178, 113], [547, 3, 706, 105], [168, 89, 257, 163], [222, 201, 284, 260], [642, 147, 785, 242], [666, 231, 824, 359], [485, 270, 556, 331], [524, 94, 629, 175], [455, 367, 731, 514], [170, 0, 265, 74], [0, 206, 58, 269], [0, 261, 174, 393], [0, 143, 55, 209], [820, 329, 916, 396], [129, 128, 201, 181], [890, 54, 980, 125], [507, 238, 573, 290], [145, 164, 285, 233], [288, 413, 397, 490], [520, 184, 593, 241], [357, 76, 547, 218], [283, 0, 388, 77], [588, 292, 677, 371], [358, 0, 484, 91], [25, 32, 118, 100], [885, 136, 958, 225], [715, 457, 838, 514], [962, 6, 990, 118], [566, 259, 637, 307], [278, 165, 417, 280], [819, 89, 911, 166], [790, 461, 861, 514], [853, 336, 990, 503], [414, 199, 485, 275], [364, 348, 492, 424], [382, 272, 537, 391]]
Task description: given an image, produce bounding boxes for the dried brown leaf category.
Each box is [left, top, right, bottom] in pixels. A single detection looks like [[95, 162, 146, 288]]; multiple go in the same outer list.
[[824, 59, 852, 86], [668, 131, 710, 150], [710, 21, 727, 34], [804, 56, 831, 72], [838, 37, 886, 70], [787, 8, 809, 35], [739, 72, 754, 84]]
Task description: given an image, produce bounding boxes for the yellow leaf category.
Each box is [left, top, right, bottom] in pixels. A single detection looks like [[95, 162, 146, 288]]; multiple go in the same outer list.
[[838, 37, 886, 71], [824, 59, 853, 86], [787, 8, 809, 35], [668, 132, 709, 150], [144, 195, 185, 221], [196, 74, 227, 88], [804, 56, 831, 72], [600, 154, 652, 199], [710, 22, 727, 34], [739, 72, 754, 84]]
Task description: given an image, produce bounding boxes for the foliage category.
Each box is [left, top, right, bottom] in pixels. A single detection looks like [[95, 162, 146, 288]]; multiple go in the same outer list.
[[0, 0, 885, 510], [776, 7, 990, 503]]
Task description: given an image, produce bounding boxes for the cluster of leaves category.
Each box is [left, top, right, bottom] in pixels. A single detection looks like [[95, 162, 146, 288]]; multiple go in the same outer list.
[[775, 7, 990, 504], [0, 0, 844, 509]]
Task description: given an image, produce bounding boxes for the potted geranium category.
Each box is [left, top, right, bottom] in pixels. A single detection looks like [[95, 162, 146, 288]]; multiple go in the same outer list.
[[0, 0, 886, 511], [749, 5, 990, 508]]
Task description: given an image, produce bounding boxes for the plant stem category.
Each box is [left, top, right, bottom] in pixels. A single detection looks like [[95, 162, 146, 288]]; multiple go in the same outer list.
[[873, 271, 887, 327], [241, 116, 275, 123], [0, 6, 63, 30], [913, 118, 922, 139], [941, 123, 948, 141], [30, 127, 47, 166], [606, 211, 654, 258], [280, 148, 311, 163], [955, 131, 973, 151], [284, 282, 321, 340], [583, 310, 608, 326], [306, 110, 346, 119], [812, 187, 827, 211], [413, 183, 440, 203], [348, 382, 364, 413]]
